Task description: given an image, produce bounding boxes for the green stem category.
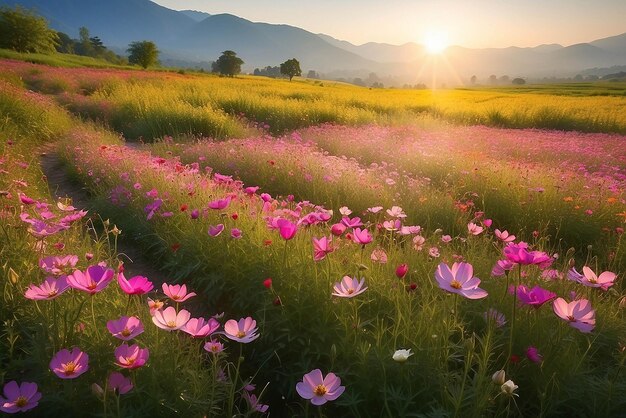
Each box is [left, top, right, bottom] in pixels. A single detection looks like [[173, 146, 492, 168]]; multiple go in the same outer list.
[[227, 344, 243, 417]]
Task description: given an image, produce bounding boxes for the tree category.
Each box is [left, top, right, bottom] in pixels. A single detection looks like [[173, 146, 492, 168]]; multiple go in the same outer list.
[[470, 75, 477, 85], [489, 74, 497, 85], [306, 70, 319, 79], [0, 6, 59, 53], [212, 50, 244, 77], [499, 75, 510, 83], [280, 58, 302, 81], [511, 77, 526, 85], [127, 41, 159, 69]]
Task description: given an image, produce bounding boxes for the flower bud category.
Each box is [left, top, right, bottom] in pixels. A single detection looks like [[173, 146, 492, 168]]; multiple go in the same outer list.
[[492, 370, 506, 385], [395, 263, 408, 279], [501, 380, 519, 397]]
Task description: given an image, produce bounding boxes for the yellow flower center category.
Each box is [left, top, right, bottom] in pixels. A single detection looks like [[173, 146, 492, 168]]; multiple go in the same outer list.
[[121, 328, 131, 337], [86, 281, 97, 290], [167, 321, 177, 328], [47, 290, 58, 297], [63, 361, 77, 375], [587, 277, 597, 284], [236, 331, 246, 338], [346, 289, 354, 294], [450, 280, 462, 289], [314, 384, 328, 397], [124, 357, 135, 365], [15, 396, 28, 407]]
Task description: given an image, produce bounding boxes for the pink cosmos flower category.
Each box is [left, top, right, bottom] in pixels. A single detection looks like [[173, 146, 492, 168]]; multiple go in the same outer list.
[[483, 219, 493, 228], [467, 222, 484, 235], [412, 235, 425, 251], [117, 273, 154, 295], [370, 248, 388, 263], [368, 206, 383, 214], [312, 236, 333, 261], [19, 193, 36, 205], [579, 266, 616, 290], [491, 259, 516, 277], [208, 197, 231, 210], [0, 381, 41, 413], [332, 276, 367, 298], [435, 262, 488, 299], [57, 201, 76, 212], [552, 298, 595, 333], [341, 216, 363, 228], [330, 223, 347, 236], [428, 247, 440, 258], [25, 276, 69, 300], [50, 348, 89, 379], [244, 392, 269, 413], [339, 206, 352, 216], [231, 228, 242, 239], [147, 298, 164, 316], [382, 219, 402, 231], [386, 206, 406, 218], [66, 265, 115, 295], [504, 243, 552, 267], [495, 229, 516, 243], [107, 372, 133, 395], [182, 317, 220, 338], [352, 228, 372, 245], [204, 340, 225, 354], [107, 316, 144, 341], [114, 343, 149, 369], [296, 369, 345, 406], [208, 224, 225, 237], [162, 283, 196, 302], [441, 235, 452, 243], [39, 255, 78, 276], [277, 219, 297, 240], [152, 306, 191, 331], [224, 317, 259, 343], [525, 346, 543, 363], [512, 285, 556, 308]]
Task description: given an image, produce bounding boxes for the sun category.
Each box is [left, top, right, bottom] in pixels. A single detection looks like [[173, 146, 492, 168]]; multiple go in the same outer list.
[[424, 30, 449, 54]]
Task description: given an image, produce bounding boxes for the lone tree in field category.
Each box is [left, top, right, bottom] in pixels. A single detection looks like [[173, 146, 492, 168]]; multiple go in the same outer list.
[[212, 50, 244, 77], [127, 41, 159, 69], [280, 58, 302, 81], [511, 77, 526, 85], [0, 6, 58, 53]]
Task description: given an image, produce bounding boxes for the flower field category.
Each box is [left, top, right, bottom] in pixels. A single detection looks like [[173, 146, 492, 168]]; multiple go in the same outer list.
[[1, 59, 625, 417]]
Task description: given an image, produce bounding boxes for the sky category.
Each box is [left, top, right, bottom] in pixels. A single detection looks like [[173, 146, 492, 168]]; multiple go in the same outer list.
[[150, 0, 626, 48]]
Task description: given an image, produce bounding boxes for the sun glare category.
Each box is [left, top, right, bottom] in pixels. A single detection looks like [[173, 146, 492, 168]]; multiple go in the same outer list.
[[424, 30, 448, 54]]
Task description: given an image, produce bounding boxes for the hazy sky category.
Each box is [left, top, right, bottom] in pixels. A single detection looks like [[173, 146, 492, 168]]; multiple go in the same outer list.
[[150, 0, 626, 48]]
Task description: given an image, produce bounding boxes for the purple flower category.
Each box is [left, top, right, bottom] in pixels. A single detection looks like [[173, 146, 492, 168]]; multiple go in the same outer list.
[[435, 262, 488, 299], [231, 228, 242, 239], [491, 259, 516, 277], [224, 317, 259, 343], [244, 392, 269, 413], [24, 276, 69, 300], [66, 265, 115, 295], [107, 316, 144, 341], [525, 346, 543, 363], [553, 298, 595, 333], [203, 340, 225, 354], [483, 308, 506, 327], [277, 218, 297, 240], [208, 197, 231, 210], [107, 372, 133, 395], [50, 348, 89, 379], [208, 224, 224, 237], [296, 369, 345, 405], [182, 317, 220, 338], [39, 255, 78, 276], [504, 243, 551, 267], [512, 285, 556, 308], [114, 343, 149, 369], [0, 381, 41, 413]]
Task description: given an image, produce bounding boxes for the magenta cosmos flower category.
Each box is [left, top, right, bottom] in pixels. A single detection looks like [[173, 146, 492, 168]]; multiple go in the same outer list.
[[553, 298, 595, 333], [224, 317, 259, 343], [435, 262, 488, 299], [0, 381, 41, 413], [50, 348, 89, 379], [296, 369, 345, 406], [208, 197, 231, 210], [352, 228, 373, 245], [512, 285, 556, 308], [162, 283, 196, 302], [152, 306, 191, 331], [107, 316, 144, 341], [578, 266, 617, 290], [204, 340, 225, 354], [66, 265, 115, 295], [503, 243, 552, 267], [114, 343, 149, 369], [277, 218, 298, 240], [312, 236, 333, 261], [467, 222, 484, 235], [107, 372, 133, 395], [117, 272, 154, 295], [24, 276, 69, 300], [332, 276, 368, 298], [208, 224, 225, 237], [182, 317, 220, 338]]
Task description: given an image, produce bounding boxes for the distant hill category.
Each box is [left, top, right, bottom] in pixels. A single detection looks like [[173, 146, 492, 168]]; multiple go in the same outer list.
[[1, 0, 625, 84]]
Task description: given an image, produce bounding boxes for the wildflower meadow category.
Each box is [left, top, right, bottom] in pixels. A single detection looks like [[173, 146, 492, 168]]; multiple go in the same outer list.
[[0, 58, 625, 417]]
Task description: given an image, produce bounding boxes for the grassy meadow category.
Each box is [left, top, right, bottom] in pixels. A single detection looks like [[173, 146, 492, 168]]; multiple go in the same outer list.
[[0, 55, 625, 417]]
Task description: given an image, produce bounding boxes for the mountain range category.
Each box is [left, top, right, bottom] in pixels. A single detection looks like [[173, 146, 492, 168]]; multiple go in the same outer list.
[[1, 0, 625, 85]]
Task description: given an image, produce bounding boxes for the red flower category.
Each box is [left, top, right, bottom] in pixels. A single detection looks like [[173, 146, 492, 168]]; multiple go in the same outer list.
[[263, 278, 272, 289], [180, 204, 188, 212], [509, 354, 521, 364], [231, 213, 239, 220], [171, 243, 181, 252]]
